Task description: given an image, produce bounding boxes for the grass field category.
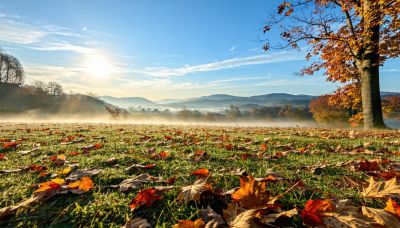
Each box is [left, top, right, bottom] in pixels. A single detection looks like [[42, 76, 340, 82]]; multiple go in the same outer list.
[[1, 123, 400, 227]]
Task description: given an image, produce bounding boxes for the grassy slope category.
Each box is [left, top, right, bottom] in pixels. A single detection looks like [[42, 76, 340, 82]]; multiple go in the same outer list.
[[0, 123, 399, 227]]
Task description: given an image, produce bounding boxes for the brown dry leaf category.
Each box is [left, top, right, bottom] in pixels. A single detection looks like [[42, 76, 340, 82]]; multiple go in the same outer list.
[[122, 217, 151, 228], [322, 200, 374, 228], [361, 206, 400, 227], [178, 179, 212, 204], [361, 177, 400, 198], [172, 219, 205, 228], [66, 168, 101, 181], [230, 210, 264, 228], [223, 203, 239, 226], [200, 206, 225, 227], [0, 190, 56, 220], [119, 173, 156, 192], [256, 208, 298, 224], [231, 175, 274, 209]]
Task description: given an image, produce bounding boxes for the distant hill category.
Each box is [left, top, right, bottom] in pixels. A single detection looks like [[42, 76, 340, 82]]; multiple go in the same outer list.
[[0, 83, 116, 116], [100, 96, 161, 109], [99, 92, 400, 111], [164, 93, 316, 109]]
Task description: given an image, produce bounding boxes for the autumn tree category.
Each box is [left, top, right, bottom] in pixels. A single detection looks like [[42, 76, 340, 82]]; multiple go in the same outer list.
[[309, 95, 350, 125], [264, 0, 400, 128], [0, 50, 24, 84]]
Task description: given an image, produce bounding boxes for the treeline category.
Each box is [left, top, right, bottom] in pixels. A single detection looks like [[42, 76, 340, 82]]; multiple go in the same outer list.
[[309, 95, 400, 127], [127, 105, 312, 122]]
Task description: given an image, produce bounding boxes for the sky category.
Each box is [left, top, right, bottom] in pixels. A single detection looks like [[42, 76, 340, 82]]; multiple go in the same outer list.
[[0, 0, 399, 100]]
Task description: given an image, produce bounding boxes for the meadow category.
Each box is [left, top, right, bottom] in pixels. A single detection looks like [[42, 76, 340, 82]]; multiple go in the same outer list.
[[1, 123, 400, 227]]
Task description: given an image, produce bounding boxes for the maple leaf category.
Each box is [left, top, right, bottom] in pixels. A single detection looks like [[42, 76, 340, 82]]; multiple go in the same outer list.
[[129, 187, 162, 210], [361, 177, 400, 198], [384, 198, 400, 217], [0, 153, 6, 160], [35, 178, 65, 193], [300, 199, 335, 226], [362, 206, 400, 227], [67, 176, 94, 192], [230, 209, 264, 228], [172, 219, 205, 228], [231, 175, 274, 209], [179, 179, 212, 204], [191, 168, 209, 179]]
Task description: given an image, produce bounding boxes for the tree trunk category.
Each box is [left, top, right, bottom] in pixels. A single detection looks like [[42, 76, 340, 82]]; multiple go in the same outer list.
[[359, 0, 385, 129]]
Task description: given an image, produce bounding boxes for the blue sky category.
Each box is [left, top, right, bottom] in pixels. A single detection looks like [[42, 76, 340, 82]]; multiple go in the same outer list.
[[0, 0, 399, 100]]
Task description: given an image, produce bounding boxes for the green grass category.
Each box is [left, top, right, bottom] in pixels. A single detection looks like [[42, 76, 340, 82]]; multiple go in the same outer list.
[[0, 123, 399, 227]]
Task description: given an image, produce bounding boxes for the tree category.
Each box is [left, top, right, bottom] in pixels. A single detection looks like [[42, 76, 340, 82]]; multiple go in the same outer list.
[[309, 95, 350, 125], [264, 0, 400, 128], [47, 81, 63, 104], [0, 50, 24, 84]]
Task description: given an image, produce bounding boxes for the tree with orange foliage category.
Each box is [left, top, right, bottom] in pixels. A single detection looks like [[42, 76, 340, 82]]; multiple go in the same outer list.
[[382, 96, 400, 120], [264, 0, 400, 128], [309, 95, 350, 125]]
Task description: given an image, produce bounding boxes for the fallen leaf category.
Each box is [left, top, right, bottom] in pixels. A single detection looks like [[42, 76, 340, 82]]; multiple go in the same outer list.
[[122, 217, 151, 228], [66, 169, 101, 181], [231, 210, 264, 228], [231, 175, 274, 209], [384, 198, 400, 217], [179, 179, 212, 204], [191, 168, 210, 179], [35, 178, 65, 193], [200, 206, 225, 227], [67, 176, 94, 193], [129, 187, 162, 210], [361, 177, 400, 198], [119, 173, 156, 192], [172, 219, 205, 228], [361, 206, 400, 227], [300, 199, 335, 226]]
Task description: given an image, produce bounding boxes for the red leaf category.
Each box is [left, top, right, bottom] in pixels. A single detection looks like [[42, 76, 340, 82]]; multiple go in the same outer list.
[[300, 199, 335, 226], [2, 142, 18, 149], [191, 168, 209, 178], [0, 153, 6, 160], [129, 187, 162, 210]]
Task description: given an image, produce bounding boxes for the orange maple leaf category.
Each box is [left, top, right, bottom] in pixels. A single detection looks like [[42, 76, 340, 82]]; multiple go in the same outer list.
[[300, 199, 335, 226], [231, 175, 274, 209], [68, 176, 94, 192], [129, 187, 163, 210], [172, 219, 205, 228], [0, 153, 6, 160], [159, 151, 169, 159], [191, 168, 209, 178], [35, 178, 65, 193], [385, 198, 400, 217]]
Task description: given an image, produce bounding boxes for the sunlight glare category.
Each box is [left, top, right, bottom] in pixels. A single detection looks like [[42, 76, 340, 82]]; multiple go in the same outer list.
[[84, 54, 113, 78]]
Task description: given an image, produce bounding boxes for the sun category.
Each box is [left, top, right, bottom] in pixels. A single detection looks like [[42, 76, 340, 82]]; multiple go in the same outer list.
[[83, 54, 113, 78]]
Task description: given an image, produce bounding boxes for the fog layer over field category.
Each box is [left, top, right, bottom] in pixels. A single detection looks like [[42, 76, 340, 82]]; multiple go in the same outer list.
[[0, 113, 317, 128]]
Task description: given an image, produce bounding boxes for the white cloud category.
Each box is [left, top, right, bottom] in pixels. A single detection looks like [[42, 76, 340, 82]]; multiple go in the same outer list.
[[0, 12, 98, 54], [139, 52, 303, 77], [208, 76, 271, 85], [229, 45, 236, 52]]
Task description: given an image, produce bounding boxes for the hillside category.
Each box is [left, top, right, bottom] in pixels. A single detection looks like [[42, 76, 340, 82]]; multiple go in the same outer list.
[[100, 96, 161, 109], [0, 83, 115, 116]]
